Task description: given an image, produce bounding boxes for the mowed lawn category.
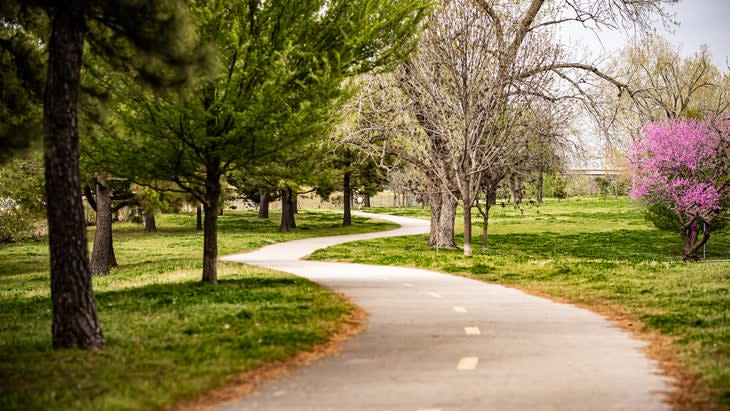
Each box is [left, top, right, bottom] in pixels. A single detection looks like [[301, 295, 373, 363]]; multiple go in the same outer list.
[[311, 197, 730, 410], [0, 210, 396, 411]]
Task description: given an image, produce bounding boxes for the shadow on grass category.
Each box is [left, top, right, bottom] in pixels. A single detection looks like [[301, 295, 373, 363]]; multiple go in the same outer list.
[[0, 275, 346, 411], [485, 229, 682, 261]]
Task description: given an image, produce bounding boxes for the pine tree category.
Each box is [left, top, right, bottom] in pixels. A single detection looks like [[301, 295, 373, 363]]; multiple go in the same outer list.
[[1, 0, 208, 350]]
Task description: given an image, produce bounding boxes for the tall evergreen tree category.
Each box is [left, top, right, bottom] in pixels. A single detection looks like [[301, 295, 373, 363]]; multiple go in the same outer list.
[[106, 0, 430, 283], [1, 1, 207, 350]]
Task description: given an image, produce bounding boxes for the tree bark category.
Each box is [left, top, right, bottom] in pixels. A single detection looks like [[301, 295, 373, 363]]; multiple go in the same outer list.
[[90, 179, 117, 275], [537, 144, 544, 204], [196, 205, 203, 230], [258, 191, 270, 219], [291, 191, 298, 214], [364, 193, 371, 208], [279, 187, 297, 232], [144, 211, 157, 233], [681, 221, 711, 262], [480, 189, 496, 251], [202, 166, 221, 284], [343, 171, 352, 226], [428, 190, 456, 248], [481, 204, 491, 251], [463, 201, 473, 257], [509, 175, 522, 204], [537, 166, 544, 204], [44, 7, 105, 350]]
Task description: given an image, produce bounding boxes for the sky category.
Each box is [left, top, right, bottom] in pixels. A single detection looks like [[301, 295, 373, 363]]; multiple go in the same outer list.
[[562, 0, 730, 68], [557, 0, 729, 168]]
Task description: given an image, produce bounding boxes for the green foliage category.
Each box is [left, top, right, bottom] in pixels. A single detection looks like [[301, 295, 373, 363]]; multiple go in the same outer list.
[[0, 206, 35, 243], [0, 153, 44, 241], [644, 203, 683, 232], [0, 153, 45, 214], [1, 0, 211, 164], [0, 4, 47, 162], [100, 0, 430, 198], [552, 175, 567, 199], [0, 210, 395, 410], [311, 197, 730, 407], [644, 202, 728, 233], [528, 173, 567, 199]]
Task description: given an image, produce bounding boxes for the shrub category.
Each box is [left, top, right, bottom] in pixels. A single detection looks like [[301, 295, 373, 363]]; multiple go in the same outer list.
[[0, 206, 35, 242]]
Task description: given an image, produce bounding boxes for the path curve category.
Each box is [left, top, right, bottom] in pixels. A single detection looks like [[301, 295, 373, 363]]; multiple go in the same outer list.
[[220, 212, 671, 411]]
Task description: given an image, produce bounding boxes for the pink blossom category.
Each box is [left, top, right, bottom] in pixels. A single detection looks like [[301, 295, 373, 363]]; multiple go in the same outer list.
[[629, 117, 730, 222]]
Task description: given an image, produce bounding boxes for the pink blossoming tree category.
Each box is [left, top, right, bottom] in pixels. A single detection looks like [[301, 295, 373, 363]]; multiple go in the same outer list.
[[629, 117, 730, 261]]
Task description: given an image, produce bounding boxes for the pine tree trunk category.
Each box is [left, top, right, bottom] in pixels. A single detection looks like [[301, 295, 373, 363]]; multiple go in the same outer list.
[[144, 211, 157, 233], [202, 168, 221, 284], [364, 193, 371, 208], [291, 191, 298, 214], [258, 191, 270, 219], [90, 179, 117, 275], [343, 172, 352, 226], [279, 187, 297, 232], [428, 190, 456, 249], [196, 205, 203, 231], [44, 7, 105, 350]]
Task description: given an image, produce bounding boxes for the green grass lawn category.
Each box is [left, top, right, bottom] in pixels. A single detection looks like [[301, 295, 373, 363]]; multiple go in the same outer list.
[[0, 210, 396, 411], [312, 197, 730, 410]]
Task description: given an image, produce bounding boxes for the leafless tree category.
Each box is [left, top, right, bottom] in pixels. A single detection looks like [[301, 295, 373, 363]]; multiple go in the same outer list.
[[340, 0, 675, 255], [396, 0, 675, 255], [597, 33, 730, 147]]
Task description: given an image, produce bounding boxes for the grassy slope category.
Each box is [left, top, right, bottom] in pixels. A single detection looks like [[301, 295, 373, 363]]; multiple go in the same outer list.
[[0, 210, 396, 411], [312, 197, 730, 409]]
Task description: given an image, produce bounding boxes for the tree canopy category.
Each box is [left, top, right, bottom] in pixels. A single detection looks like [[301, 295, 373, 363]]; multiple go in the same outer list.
[[629, 117, 730, 261], [95, 0, 430, 283]]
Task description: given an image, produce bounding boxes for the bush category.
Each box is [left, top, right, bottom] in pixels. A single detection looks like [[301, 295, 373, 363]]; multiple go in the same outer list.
[[553, 176, 567, 200], [0, 207, 34, 242], [566, 174, 599, 197]]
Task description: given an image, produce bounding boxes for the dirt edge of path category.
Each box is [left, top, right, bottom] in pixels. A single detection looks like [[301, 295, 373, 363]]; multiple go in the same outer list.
[[499, 283, 722, 411], [169, 294, 368, 411]]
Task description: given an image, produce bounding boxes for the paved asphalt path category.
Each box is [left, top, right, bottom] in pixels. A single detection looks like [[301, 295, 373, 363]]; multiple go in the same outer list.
[[219, 212, 671, 411]]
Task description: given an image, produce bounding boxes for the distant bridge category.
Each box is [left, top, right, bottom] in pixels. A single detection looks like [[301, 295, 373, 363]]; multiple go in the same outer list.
[[566, 168, 627, 176]]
